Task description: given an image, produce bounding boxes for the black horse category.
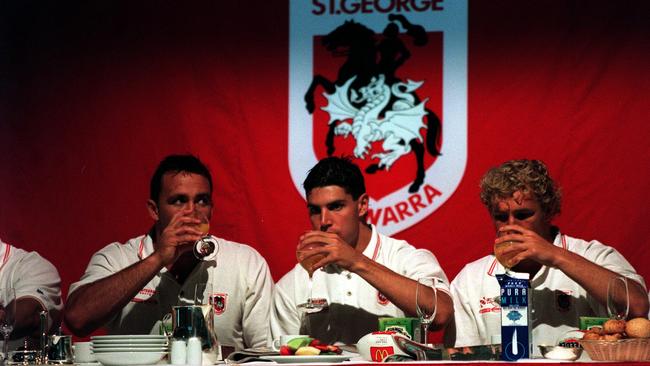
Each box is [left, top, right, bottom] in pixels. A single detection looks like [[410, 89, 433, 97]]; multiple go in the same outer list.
[[304, 16, 441, 193]]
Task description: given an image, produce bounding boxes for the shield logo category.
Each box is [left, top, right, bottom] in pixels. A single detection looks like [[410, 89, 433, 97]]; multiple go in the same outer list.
[[211, 293, 227, 315], [289, 3, 468, 235], [377, 291, 389, 306]]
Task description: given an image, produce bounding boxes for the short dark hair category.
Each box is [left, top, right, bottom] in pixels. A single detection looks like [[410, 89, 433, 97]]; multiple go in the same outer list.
[[149, 154, 213, 202], [303, 157, 366, 199]]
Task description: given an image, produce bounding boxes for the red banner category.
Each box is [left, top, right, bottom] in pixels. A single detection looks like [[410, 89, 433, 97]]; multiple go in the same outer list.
[[1, 1, 648, 328]]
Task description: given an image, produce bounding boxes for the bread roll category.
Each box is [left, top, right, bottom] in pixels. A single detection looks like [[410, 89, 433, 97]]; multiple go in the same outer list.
[[588, 326, 603, 335], [582, 331, 601, 340], [602, 333, 623, 341], [626, 317, 650, 338], [603, 319, 626, 334]]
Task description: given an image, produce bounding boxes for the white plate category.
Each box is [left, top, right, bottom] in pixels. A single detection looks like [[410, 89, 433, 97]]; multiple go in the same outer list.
[[92, 347, 169, 353], [92, 343, 167, 348], [92, 340, 167, 345], [260, 355, 350, 363], [92, 335, 166, 340], [94, 352, 167, 366]]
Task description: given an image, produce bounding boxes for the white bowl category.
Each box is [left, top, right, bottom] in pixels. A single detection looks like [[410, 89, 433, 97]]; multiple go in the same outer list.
[[538, 345, 582, 361], [94, 352, 167, 366]]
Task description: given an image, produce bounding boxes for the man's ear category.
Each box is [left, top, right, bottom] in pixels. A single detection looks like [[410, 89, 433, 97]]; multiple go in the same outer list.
[[357, 193, 369, 217], [146, 199, 159, 221]]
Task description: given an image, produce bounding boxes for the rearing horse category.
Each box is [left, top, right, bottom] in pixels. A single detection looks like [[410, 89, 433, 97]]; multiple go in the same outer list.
[[304, 17, 441, 193]]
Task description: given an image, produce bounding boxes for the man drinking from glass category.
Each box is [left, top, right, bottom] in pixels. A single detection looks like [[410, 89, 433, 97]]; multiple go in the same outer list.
[[271, 157, 453, 344], [65, 154, 274, 350], [446, 159, 649, 355]]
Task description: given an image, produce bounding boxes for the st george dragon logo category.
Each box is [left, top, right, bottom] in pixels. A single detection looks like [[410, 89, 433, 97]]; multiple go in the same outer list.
[[289, 2, 467, 235]]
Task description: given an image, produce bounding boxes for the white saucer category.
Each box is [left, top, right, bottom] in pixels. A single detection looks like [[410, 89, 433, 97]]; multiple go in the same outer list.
[[260, 355, 351, 363]]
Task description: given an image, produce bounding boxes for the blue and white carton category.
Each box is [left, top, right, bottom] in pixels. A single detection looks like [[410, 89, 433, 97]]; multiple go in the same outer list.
[[496, 272, 531, 361]]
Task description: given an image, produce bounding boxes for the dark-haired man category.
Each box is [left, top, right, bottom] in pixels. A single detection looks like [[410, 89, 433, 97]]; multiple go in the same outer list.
[[271, 157, 453, 344], [446, 159, 648, 354], [65, 155, 273, 350]]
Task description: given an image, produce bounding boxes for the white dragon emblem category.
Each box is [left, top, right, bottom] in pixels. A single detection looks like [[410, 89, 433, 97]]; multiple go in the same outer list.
[[321, 74, 429, 170]]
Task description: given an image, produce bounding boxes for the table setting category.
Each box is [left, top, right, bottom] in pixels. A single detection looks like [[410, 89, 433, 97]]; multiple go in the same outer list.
[[89, 335, 168, 366]]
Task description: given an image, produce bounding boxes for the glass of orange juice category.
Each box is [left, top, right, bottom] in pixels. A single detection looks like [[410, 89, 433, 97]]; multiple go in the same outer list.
[[192, 210, 210, 236], [494, 230, 522, 270], [296, 242, 328, 313], [188, 210, 216, 260]]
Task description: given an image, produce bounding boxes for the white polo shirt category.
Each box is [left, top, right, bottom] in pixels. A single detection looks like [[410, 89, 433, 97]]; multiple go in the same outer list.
[[0, 239, 62, 350], [449, 232, 646, 356], [271, 225, 450, 344], [69, 234, 274, 350]]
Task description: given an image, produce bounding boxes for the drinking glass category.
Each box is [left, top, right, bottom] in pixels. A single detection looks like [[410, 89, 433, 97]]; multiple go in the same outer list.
[[196, 212, 210, 236], [296, 243, 328, 313], [184, 210, 209, 237], [494, 230, 522, 271], [607, 276, 629, 320], [0, 288, 16, 361], [188, 211, 217, 260], [415, 277, 437, 345], [191, 283, 207, 306]]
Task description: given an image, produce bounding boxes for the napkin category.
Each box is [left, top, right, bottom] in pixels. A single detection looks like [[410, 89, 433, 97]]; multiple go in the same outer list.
[[383, 337, 442, 362], [225, 347, 278, 363]]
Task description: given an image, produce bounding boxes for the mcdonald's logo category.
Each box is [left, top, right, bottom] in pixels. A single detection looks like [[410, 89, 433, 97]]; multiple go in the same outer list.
[[370, 346, 394, 362]]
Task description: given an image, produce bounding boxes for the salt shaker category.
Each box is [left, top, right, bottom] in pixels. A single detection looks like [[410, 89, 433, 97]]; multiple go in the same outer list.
[[186, 337, 202, 366], [170, 339, 187, 365]]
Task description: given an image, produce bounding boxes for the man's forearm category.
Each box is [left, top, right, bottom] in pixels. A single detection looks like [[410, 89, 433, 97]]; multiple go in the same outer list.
[[352, 258, 453, 329], [555, 251, 649, 317], [65, 254, 165, 336]]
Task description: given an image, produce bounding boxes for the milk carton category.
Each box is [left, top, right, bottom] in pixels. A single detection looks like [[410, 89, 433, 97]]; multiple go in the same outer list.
[[496, 272, 531, 361]]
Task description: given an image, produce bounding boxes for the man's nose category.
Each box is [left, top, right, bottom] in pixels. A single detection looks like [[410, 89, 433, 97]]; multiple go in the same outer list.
[[184, 202, 196, 212], [319, 210, 332, 231], [507, 213, 516, 225]]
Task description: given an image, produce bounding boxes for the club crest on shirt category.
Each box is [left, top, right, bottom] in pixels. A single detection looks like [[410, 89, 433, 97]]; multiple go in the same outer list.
[[478, 296, 500, 314], [556, 290, 573, 312], [131, 288, 158, 304], [377, 291, 389, 306], [211, 293, 227, 315]]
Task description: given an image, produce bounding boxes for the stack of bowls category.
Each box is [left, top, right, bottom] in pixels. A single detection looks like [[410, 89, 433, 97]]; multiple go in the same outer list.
[[91, 335, 168, 366]]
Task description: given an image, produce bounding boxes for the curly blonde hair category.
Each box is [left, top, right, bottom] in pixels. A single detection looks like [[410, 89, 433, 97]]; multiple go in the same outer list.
[[480, 159, 562, 219]]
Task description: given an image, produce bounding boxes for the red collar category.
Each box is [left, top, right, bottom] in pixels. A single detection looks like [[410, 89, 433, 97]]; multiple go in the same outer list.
[[0, 243, 11, 272]]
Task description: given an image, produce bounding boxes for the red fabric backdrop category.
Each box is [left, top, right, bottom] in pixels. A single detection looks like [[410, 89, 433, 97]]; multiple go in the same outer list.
[[1, 0, 648, 333]]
